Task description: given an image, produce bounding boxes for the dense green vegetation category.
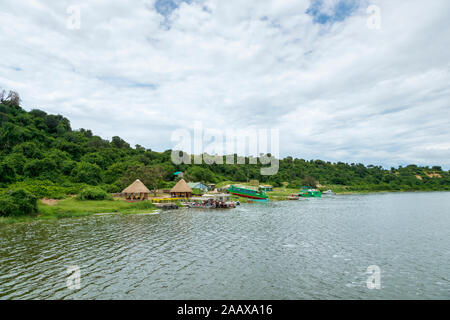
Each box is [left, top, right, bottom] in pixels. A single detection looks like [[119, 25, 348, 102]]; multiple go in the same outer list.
[[0, 188, 38, 217], [0, 91, 449, 219], [76, 187, 113, 201]]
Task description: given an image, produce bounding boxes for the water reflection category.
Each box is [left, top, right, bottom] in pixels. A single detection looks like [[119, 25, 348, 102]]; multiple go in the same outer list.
[[1, 192, 449, 299]]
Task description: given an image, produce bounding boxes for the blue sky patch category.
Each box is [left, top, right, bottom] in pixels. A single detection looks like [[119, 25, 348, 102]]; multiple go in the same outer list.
[[155, 0, 192, 17], [306, 0, 361, 24]]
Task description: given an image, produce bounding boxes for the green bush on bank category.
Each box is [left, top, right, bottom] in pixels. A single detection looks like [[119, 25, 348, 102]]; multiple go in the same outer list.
[[5, 180, 92, 199], [9, 180, 67, 199], [0, 188, 38, 217], [76, 186, 112, 201]]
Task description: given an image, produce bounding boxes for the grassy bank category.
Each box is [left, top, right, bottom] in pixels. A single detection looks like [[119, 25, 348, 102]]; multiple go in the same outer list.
[[0, 198, 157, 225]]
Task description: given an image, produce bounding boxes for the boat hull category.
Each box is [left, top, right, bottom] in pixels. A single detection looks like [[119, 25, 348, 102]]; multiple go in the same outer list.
[[248, 198, 269, 203], [298, 191, 322, 198], [227, 185, 268, 200], [229, 192, 268, 200]]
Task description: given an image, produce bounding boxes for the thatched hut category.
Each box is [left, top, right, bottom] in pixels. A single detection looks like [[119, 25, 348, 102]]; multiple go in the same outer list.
[[170, 179, 192, 198], [122, 179, 150, 201]]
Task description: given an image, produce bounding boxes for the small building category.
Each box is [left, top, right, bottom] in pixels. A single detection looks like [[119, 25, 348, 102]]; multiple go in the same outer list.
[[170, 179, 192, 198], [122, 179, 150, 201], [207, 184, 216, 191], [260, 185, 273, 192], [187, 182, 209, 192]]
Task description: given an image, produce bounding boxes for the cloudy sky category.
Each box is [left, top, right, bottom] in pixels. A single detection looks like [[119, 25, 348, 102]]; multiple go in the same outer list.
[[1, 0, 449, 168]]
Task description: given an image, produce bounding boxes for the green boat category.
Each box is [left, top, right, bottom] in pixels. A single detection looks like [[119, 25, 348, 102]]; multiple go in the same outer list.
[[299, 186, 322, 198], [227, 185, 268, 200]]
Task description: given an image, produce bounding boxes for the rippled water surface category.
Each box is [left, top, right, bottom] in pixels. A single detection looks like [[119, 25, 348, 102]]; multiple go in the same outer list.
[[1, 192, 449, 299]]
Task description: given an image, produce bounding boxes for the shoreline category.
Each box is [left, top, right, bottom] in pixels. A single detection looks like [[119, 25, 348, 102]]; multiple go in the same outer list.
[[2, 189, 449, 226], [0, 198, 159, 226]]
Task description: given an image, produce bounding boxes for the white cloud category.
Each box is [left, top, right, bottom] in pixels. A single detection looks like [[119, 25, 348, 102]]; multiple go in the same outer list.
[[0, 0, 449, 168]]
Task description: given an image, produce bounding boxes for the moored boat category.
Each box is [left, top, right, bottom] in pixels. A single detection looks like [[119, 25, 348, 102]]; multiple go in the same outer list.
[[188, 201, 236, 209], [189, 193, 238, 209], [227, 185, 268, 200], [248, 198, 269, 203], [298, 186, 321, 198]]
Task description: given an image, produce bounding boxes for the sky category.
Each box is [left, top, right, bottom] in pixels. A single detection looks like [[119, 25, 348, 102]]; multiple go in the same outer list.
[[0, 0, 449, 169]]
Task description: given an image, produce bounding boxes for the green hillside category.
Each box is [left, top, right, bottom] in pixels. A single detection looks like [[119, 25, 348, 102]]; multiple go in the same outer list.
[[1, 91, 449, 204]]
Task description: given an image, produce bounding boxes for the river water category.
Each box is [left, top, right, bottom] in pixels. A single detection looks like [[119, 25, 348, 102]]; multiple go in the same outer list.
[[0, 192, 449, 300]]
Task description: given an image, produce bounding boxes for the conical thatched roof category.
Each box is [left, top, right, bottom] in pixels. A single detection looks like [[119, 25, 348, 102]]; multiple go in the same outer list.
[[122, 179, 150, 194], [170, 179, 193, 193]]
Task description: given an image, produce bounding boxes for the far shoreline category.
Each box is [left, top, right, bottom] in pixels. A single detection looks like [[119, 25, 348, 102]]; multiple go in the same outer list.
[[1, 189, 449, 226]]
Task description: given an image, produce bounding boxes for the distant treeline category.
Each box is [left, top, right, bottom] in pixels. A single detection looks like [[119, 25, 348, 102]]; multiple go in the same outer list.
[[1, 92, 449, 201]]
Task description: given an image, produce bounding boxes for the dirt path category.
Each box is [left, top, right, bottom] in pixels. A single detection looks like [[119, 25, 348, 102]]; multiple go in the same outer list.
[[41, 198, 59, 205]]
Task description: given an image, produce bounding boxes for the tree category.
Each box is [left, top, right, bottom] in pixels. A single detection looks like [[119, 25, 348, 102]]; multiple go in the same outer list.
[[0, 123, 24, 150], [120, 165, 165, 196], [61, 159, 76, 175], [5, 90, 21, 107], [44, 114, 70, 134], [3, 153, 26, 176], [12, 141, 43, 159], [81, 152, 110, 170], [185, 166, 217, 183], [29, 109, 47, 118], [23, 158, 59, 181], [104, 162, 128, 184], [71, 162, 102, 185], [0, 161, 16, 185], [301, 175, 318, 188], [111, 136, 130, 149]]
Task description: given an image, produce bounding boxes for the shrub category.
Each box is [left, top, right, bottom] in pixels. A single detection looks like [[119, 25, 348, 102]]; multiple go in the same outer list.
[[8, 180, 68, 199], [0, 188, 38, 217], [77, 187, 112, 201], [105, 182, 122, 193]]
